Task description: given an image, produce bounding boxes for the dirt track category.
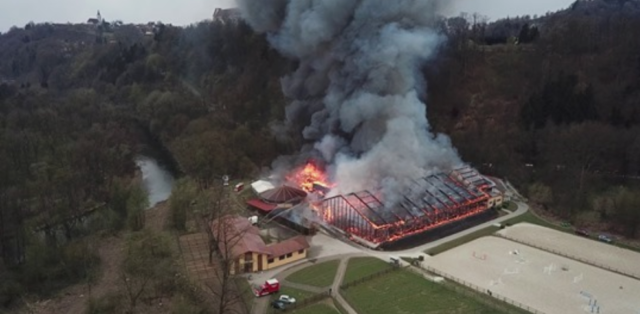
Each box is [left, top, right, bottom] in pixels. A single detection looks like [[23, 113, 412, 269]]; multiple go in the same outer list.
[[497, 223, 640, 278], [428, 236, 640, 314]]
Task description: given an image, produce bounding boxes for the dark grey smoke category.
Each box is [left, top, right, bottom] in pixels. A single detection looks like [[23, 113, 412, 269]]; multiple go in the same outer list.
[[238, 0, 462, 201]]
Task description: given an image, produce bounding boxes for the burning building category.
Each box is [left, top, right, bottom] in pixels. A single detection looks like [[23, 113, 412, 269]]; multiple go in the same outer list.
[[238, 2, 503, 248], [281, 162, 499, 247], [246, 162, 501, 248], [319, 172, 495, 246]]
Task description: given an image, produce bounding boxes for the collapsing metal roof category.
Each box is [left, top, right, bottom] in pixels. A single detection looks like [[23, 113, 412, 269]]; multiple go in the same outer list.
[[323, 174, 487, 227], [320, 171, 493, 244]]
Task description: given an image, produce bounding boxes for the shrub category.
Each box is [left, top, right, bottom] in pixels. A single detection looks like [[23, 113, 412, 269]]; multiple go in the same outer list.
[[20, 237, 99, 295], [0, 273, 23, 308], [88, 207, 124, 233], [126, 184, 148, 231], [168, 178, 198, 231]]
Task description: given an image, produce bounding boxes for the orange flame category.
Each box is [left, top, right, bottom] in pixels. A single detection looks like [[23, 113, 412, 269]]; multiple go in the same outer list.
[[287, 162, 334, 194]]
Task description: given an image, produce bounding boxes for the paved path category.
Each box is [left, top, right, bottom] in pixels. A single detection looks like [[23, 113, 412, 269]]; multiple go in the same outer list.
[[251, 254, 365, 314], [331, 258, 358, 314]]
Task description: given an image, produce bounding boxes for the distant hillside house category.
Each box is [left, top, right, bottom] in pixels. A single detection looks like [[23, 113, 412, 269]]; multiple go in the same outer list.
[[213, 8, 241, 23], [87, 10, 104, 26], [211, 215, 309, 274]]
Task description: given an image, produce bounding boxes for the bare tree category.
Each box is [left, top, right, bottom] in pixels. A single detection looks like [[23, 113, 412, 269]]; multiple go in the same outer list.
[[198, 185, 249, 314], [119, 230, 174, 312], [120, 270, 151, 310]]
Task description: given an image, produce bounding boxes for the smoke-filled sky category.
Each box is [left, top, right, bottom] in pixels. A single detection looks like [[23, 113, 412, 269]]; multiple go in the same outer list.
[[0, 0, 575, 32]]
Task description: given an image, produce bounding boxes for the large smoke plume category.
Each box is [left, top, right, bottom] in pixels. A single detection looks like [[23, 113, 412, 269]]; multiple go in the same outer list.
[[238, 0, 462, 206]]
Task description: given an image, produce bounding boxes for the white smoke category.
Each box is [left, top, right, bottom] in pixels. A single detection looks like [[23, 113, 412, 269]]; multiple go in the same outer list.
[[238, 0, 462, 204]]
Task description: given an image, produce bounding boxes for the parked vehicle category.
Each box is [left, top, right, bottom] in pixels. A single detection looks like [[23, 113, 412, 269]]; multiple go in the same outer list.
[[278, 295, 296, 304], [271, 300, 286, 310], [598, 234, 613, 243], [254, 279, 280, 297], [575, 229, 589, 237]]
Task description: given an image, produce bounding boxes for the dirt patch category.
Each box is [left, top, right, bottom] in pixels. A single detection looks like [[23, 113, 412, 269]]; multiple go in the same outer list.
[[29, 201, 170, 314], [146, 200, 169, 231], [30, 236, 125, 314], [179, 233, 219, 285]]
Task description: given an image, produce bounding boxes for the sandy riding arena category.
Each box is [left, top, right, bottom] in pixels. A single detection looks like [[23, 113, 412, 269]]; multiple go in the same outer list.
[[428, 236, 640, 314], [497, 223, 640, 278]]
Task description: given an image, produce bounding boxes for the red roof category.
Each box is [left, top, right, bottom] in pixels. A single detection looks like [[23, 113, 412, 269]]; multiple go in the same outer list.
[[247, 199, 278, 212], [211, 216, 270, 258], [211, 215, 310, 259], [260, 185, 307, 204], [268, 235, 309, 257]]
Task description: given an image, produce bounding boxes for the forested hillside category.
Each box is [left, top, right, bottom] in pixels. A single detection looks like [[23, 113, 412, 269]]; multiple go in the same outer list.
[[0, 16, 292, 310], [1, 0, 640, 309], [425, 0, 640, 237]]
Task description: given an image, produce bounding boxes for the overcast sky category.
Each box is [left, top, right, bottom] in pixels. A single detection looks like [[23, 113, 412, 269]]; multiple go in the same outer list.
[[1, 0, 575, 32]]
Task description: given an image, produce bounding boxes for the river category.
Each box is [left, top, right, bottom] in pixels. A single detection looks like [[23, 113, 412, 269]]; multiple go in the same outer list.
[[135, 156, 175, 208]]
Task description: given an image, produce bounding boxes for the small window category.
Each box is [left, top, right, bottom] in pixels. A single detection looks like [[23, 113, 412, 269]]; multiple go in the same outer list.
[[286, 253, 292, 258], [279, 256, 285, 261], [268, 258, 274, 264], [298, 249, 304, 254]]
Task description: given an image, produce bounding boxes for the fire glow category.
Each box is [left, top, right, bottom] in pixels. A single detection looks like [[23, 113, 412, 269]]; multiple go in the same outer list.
[[286, 161, 334, 195], [287, 165, 495, 246]]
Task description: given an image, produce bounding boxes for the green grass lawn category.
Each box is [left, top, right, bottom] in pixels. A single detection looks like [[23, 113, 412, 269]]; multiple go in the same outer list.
[[425, 226, 500, 256], [343, 270, 505, 314], [502, 210, 562, 231], [285, 302, 341, 314], [505, 201, 518, 211], [286, 260, 340, 288], [270, 286, 316, 303], [341, 257, 391, 285]]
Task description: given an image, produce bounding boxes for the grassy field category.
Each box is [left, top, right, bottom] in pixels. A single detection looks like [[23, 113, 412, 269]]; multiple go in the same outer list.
[[424, 226, 501, 256], [502, 210, 563, 230], [286, 260, 340, 288], [341, 257, 391, 285], [505, 201, 518, 211], [342, 270, 505, 314], [270, 286, 315, 303], [284, 302, 341, 314]]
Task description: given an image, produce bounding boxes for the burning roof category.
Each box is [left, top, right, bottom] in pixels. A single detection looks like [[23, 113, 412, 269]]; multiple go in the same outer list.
[[246, 160, 500, 247], [319, 174, 493, 245], [286, 161, 333, 194], [259, 185, 307, 204]]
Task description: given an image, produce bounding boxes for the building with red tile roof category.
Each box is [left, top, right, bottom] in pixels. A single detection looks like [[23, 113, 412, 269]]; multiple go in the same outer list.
[[211, 215, 310, 274]]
